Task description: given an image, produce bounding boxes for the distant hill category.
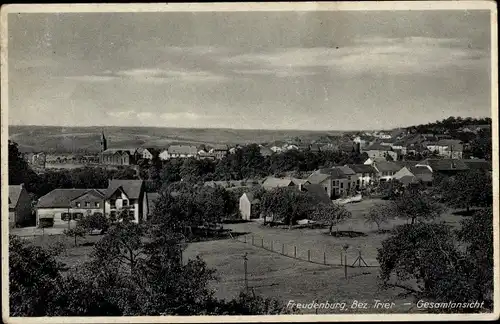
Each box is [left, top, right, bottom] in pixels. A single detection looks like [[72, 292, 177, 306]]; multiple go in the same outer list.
[[8, 125, 346, 153]]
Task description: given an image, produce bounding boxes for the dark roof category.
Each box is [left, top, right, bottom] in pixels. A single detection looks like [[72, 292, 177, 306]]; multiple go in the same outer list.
[[71, 189, 106, 201], [303, 183, 332, 205], [462, 159, 492, 171], [262, 177, 295, 188], [409, 166, 433, 182], [395, 161, 419, 168], [346, 164, 377, 174], [307, 173, 332, 184], [9, 185, 24, 209], [37, 189, 90, 208], [101, 148, 137, 155], [105, 180, 144, 199], [417, 159, 469, 171], [374, 161, 402, 173], [337, 166, 356, 176], [317, 168, 347, 179], [364, 143, 392, 151]]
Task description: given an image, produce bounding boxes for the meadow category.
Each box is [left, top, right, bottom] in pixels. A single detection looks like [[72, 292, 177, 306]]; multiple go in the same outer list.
[[15, 198, 468, 314], [9, 125, 347, 153]]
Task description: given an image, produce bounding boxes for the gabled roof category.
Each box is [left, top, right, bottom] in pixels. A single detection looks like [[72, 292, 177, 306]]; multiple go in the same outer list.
[[302, 183, 332, 205], [70, 189, 106, 201], [211, 144, 229, 151], [417, 159, 469, 171], [37, 189, 90, 208], [307, 173, 331, 184], [373, 161, 402, 173], [316, 168, 347, 179], [395, 161, 419, 168], [346, 164, 377, 174], [166, 145, 198, 155], [337, 165, 356, 176], [101, 148, 137, 155], [364, 143, 392, 151], [397, 175, 420, 186], [262, 177, 295, 189], [9, 185, 24, 209], [260, 146, 273, 155], [105, 180, 144, 199], [242, 192, 260, 204]]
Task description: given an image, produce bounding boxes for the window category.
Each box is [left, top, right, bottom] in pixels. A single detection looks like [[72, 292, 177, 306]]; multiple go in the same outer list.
[[110, 199, 116, 208], [324, 187, 328, 192], [95, 202, 100, 208], [340, 182, 344, 189], [122, 199, 128, 207], [76, 202, 81, 208], [85, 202, 90, 207]]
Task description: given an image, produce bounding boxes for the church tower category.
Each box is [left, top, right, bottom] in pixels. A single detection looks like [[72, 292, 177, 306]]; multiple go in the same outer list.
[[100, 131, 108, 152]]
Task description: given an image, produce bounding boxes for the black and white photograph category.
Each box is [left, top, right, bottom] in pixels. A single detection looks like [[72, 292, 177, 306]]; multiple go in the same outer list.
[[1, 2, 498, 322]]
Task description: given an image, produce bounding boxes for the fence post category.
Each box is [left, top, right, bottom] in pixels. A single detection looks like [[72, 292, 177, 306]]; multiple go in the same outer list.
[[344, 254, 348, 279], [271, 241, 273, 251], [294, 246, 297, 258], [282, 243, 285, 255], [244, 235, 247, 243], [261, 238, 264, 248], [308, 250, 311, 262], [252, 235, 254, 245], [324, 251, 326, 265], [340, 251, 343, 266]]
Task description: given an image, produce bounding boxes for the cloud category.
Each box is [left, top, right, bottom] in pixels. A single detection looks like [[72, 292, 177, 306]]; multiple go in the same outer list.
[[232, 68, 318, 78], [106, 111, 136, 118], [222, 37, 488, 75], [65, 75, 118, 82], [160, 112, 204, 121]]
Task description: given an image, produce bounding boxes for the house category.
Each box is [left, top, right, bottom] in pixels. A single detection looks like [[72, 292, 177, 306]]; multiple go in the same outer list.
[[300, 183, 332, 205], [415, 159, 469, 176], [310, 143, 321, 153], [104, 179, 147, 223], [209, 144, 229, 159], [390, 140, 407, 155], [409, 166, 434, 185], [145, 192, 160, 220], [239, 192, 260, 220], [459, 124, 491, 133], [362, 143, 398, 160], [259, 146, 273, 157], [393, 166, 433, 186], [346, 164, 377, 189], [336, 166, 358, 192], [371, 161, 402, 182], [36, 189, 103, 227], [262, 177, 296, 190], [307, 168, 348, 199], [9, 184, 33, 228], [70, 189, 107, 220], [434, 139, 464, 158], [100, 148, 139, 166], [137, 148, 159, 160], [160, 145, 198, 160]]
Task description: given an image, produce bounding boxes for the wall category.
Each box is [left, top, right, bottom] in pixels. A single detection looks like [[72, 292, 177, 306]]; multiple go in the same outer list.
[[37, 208, 70, 226], [16, 188, 34, 225], [239, 195, 251, 220]]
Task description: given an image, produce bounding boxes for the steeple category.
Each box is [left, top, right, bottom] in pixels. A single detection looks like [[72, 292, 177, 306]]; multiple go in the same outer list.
[[101, 131, 107, 152]]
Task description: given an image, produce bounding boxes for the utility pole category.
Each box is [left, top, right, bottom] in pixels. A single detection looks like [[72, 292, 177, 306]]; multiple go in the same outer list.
[[243, 253, 249, 294]]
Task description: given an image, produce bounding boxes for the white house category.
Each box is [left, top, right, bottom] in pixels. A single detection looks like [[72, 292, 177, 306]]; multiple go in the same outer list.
[[104, 180, 147, 223], [239, 192, 260, 220], [159, 145, 198, 160]]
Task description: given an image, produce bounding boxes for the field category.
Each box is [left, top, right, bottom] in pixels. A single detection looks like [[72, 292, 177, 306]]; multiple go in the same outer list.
[[9, 125, 347, 153], [18, 198, 468, 314]]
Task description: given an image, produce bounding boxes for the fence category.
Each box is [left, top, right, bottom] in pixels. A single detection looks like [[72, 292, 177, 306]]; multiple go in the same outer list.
[[232, 233, 379, 269]]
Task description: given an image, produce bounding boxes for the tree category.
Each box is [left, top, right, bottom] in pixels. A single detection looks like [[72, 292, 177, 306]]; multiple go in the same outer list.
[[365, 203, 392, 232], [78, 212, 110, 233], [63, 226, 87, 247], [260, 187, 314, 227], [393, 187, 443, 224], [441, 170, 492, 212], [9, 236, 63, 316], [377, 215, 493, 312], [311, 203, 352, 235]]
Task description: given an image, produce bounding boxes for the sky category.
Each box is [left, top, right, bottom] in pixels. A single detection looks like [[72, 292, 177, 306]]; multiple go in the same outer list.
[[7, 10, 492, 130]]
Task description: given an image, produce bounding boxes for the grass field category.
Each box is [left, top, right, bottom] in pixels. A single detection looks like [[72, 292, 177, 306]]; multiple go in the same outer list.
[[20, 198, 468, 314]]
